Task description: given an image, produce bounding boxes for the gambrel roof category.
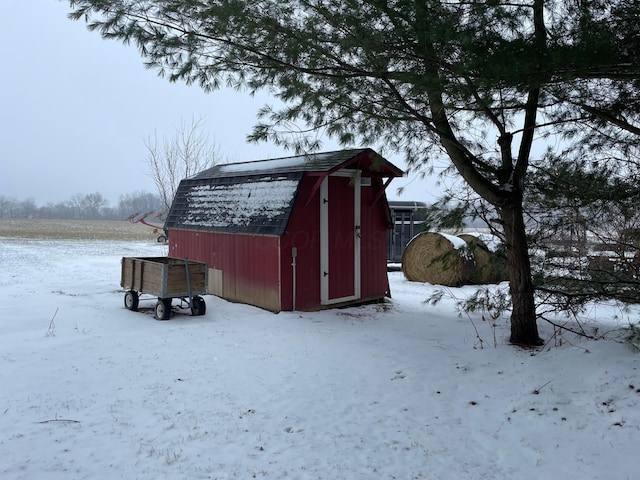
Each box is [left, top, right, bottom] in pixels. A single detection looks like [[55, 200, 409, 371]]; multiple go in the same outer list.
[[164, 149, 403, 236]]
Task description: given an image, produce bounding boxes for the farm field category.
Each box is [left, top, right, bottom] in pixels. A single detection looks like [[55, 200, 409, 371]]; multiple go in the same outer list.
[[0, 228, 639, 479], [0, 219, 162, 241]]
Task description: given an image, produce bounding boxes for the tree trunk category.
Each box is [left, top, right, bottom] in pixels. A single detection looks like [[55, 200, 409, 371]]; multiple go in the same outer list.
[[500, 199, 543, 346]]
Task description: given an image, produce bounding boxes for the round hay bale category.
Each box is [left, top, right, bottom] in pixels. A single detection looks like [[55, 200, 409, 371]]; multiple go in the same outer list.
[[402, 232, 475, 286], [587, 255, 616, 282], [458, 234, 508, 284]]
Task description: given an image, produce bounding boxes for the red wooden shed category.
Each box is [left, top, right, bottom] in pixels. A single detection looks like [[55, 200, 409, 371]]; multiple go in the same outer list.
[[164, 148, 404, 312]]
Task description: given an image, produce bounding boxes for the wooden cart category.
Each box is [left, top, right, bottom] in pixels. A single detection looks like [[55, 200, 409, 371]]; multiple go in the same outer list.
[[121, 256, 208, 320]]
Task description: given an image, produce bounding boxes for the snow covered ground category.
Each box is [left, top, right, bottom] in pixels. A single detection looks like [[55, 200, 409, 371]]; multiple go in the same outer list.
[[1, 237, 639, 479]]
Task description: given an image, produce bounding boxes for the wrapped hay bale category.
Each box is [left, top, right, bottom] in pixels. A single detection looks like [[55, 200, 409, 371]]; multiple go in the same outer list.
[[458, 234, 508, 284], [402, 232, 475, 286]]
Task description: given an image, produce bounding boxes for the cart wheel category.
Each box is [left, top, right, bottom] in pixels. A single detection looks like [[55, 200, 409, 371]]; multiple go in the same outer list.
[[192, 296, 206, 316], [154, 298, 172, 320], [124, 290, 139, 311], [156, 235, 167, 243]]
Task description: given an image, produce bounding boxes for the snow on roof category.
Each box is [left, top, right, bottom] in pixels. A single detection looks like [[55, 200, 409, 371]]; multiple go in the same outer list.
[[166, 175, 301, 235]]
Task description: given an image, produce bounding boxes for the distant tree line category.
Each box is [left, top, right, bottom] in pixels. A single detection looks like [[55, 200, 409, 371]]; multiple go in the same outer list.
[[0, 191, 164, 220]]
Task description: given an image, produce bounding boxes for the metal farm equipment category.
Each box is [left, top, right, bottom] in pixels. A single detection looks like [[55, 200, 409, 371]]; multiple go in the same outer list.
[[127, 210, 168, 243]]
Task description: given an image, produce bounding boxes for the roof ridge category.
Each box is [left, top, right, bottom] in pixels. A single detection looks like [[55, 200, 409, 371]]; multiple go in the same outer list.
[[217, 148, 369, 167]]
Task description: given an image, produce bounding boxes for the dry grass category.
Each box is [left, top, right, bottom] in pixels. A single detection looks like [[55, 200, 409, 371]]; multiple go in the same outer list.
[[0, 219, 162, 241]]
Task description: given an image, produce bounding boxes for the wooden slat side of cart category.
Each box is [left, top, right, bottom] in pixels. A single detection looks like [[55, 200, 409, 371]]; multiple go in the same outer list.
[[120, 256, 208, 320], [121, 256, 208, 298]]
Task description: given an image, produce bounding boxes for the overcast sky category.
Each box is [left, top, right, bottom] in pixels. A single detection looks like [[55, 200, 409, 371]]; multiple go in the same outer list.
[[1, 0, 446, 207]]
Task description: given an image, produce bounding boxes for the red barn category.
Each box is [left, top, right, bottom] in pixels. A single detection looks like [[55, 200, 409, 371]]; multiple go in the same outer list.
[[164, 148, 403, 312]]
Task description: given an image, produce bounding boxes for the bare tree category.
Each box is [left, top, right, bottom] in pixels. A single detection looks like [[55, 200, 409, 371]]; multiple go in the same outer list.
[[70, 193, 85, 219], [0, 196, 17, 218], [70, 192, 108, 219], [117, 191, 164, 218], [145, 116, 220, 209]]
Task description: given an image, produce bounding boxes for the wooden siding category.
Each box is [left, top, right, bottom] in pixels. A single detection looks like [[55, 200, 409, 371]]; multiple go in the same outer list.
[[359, 177, 391, 299], [279, 176, 322, 311], [169, 229, 281, 311]]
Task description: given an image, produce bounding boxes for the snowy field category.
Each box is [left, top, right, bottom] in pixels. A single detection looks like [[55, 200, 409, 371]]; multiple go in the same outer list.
[[1, 235, 639, 479]]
